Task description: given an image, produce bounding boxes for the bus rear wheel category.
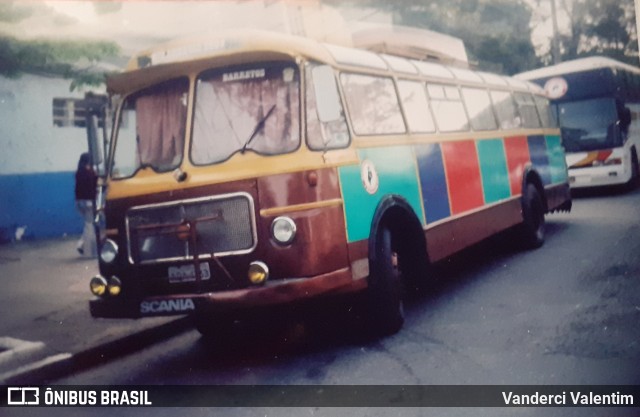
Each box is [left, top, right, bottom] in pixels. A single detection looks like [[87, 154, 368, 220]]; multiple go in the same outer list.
[[519, 183, 545, 249], [365, 224, 405, 338]]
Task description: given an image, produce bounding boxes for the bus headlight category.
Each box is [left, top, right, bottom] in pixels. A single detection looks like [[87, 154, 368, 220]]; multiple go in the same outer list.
[[248, 261, 269, 285], [100, 239, 118, 264], [108, 276, 122, 296], [90, 276, 108, 296], [271, 216, 296, 245], [604, 158, 622, 165]]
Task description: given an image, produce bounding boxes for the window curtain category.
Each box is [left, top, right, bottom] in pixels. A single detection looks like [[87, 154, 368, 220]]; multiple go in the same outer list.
[[136, 84, 186, 169]]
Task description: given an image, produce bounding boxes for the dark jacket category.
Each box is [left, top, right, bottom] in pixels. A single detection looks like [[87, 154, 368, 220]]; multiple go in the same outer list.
[[75, 166, 97, 201]]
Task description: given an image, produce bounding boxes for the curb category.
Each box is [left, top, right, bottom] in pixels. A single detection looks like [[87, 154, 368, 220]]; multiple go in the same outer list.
[[2, 316, 193, 385]]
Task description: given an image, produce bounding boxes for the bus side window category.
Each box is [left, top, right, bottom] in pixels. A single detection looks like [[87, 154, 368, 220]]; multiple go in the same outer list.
[[534, 96, 555, 128], [306, 64, 349, 150], [491, 90, 521, 130], [514, 92, 541, 128], [340, 73, 406, 135], [426, 83, 469, 132], [397, 80, 436, 133], [461, 87, 498, 131]]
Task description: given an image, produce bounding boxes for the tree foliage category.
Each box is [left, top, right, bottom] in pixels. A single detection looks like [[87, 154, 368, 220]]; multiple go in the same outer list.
[[327, 0, 639, 72], [0, 2, 120, 90], [328, 0, 540, 74], [555, 0, 638, 64], [0, 35, 120, 90]]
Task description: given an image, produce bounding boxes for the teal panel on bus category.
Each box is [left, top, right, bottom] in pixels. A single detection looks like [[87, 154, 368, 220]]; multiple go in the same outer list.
[[545, 135, 568, 184], [338, 146, 425, 243], [476, 138, 511, 203]]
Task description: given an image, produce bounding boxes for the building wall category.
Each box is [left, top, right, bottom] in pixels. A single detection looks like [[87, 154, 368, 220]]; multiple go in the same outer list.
[[0, 74, 92, 242]]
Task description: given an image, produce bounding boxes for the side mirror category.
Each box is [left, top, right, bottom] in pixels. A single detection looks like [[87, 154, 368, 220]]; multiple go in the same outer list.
[[311, 65, 342, 123], [87, 113, 106, 178]]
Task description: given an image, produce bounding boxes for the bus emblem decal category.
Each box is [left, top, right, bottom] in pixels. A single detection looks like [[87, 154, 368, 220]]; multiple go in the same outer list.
[[544, 77, 568, 99], [360, 159, 379, 195]]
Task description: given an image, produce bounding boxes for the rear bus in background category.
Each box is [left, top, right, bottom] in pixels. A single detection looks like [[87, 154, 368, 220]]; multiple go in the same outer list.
[[517, 56, 640, 189], [87, 30, 571, 338]]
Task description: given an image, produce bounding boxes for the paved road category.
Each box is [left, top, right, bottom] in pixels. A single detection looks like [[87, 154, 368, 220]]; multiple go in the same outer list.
[[43, 187, 640, 416], [0, 191, 640, 416]]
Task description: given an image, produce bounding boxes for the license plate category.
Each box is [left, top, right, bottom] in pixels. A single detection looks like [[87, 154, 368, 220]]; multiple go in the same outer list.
[[168, 263, 211, 283]]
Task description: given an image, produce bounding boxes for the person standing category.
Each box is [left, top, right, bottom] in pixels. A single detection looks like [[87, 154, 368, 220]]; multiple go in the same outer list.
[[75, 153, 97, 257]]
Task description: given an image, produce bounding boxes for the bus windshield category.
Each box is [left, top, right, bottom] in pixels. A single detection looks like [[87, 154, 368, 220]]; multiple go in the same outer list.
[[555, 97, 621, 152], [191, 61, 300, 165], [111, 78, 189, 179]]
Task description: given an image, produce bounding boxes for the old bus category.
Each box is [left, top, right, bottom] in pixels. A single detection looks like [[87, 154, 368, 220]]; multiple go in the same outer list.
[[87, 30, 571, 338], [516, 56, 640, 189]]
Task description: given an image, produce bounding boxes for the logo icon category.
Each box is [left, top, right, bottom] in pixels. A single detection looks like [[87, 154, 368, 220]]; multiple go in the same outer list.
[[544, 77, 568, 99], [360, 159, 379, 195], [8, 387, 40, 405]]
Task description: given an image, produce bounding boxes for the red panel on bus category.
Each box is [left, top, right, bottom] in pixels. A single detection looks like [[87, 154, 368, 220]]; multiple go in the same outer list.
[[504, 135, 531, 196], [441, 140, 484, 215]]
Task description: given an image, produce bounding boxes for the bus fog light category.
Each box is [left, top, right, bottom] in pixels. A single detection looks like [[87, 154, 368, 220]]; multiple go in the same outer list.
[[248, 261, 269, 285], [271, 216, 296, 245], [100, 239, 118, 264], [108, 276, 122, 296], [90, 276, 108, 297]]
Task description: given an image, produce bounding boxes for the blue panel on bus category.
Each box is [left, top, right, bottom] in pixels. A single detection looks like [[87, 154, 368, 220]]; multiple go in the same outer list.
[[527, 135, 552, 185], [414, 143, 451, 224]]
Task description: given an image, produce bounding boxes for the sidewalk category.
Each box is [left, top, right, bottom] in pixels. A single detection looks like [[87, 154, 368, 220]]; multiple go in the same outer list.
[[0, 237, 190, 383]]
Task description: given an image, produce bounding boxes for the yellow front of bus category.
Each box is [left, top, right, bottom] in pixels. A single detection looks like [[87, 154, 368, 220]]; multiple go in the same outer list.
[[89, 51, 358, 327]]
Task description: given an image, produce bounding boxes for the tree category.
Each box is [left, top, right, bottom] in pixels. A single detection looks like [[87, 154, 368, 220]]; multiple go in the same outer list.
[[0, 35, 120, 90], [327, 0, 540, 74], [0, 2, 121, 90], [550, 0, 638, 64]]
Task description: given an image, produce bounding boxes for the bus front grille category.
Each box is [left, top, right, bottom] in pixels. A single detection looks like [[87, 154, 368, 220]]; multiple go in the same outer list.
[[125, 193, 257, 264]]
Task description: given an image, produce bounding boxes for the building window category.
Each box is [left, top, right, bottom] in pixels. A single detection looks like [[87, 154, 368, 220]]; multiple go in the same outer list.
[[52, 96, 105, 128]]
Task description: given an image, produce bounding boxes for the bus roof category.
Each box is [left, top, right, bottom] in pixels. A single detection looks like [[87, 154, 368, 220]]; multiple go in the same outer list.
[[515, 56, 640, 81], [107, 29, 544, 96], [107, 29, 333, 92]]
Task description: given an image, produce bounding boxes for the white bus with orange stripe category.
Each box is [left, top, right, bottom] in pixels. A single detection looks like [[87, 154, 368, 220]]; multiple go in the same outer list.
[[517, 56, 640, 189]]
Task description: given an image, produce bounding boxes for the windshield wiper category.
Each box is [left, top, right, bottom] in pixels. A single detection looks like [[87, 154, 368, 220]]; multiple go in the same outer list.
[[241, 104, 276, 154]]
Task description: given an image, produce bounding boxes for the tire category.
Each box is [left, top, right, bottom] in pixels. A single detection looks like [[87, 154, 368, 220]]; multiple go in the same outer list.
[[365, 224, 405, 337], [519, 183, 545, 249]]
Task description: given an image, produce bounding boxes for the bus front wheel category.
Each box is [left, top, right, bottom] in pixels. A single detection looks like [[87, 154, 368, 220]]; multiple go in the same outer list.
[[365, 224, 405, 337], [519, 183, 545, 249]]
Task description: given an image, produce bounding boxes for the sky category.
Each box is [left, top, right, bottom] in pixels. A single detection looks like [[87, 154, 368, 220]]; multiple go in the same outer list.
[[0, 1, 555, 55], [2, 1, 284, 54], [0, 0, 636, 61]]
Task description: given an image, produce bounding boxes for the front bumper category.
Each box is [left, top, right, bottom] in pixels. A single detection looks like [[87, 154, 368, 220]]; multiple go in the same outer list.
[[568, 165, 631, 188], [90, 267, 359, 319]]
